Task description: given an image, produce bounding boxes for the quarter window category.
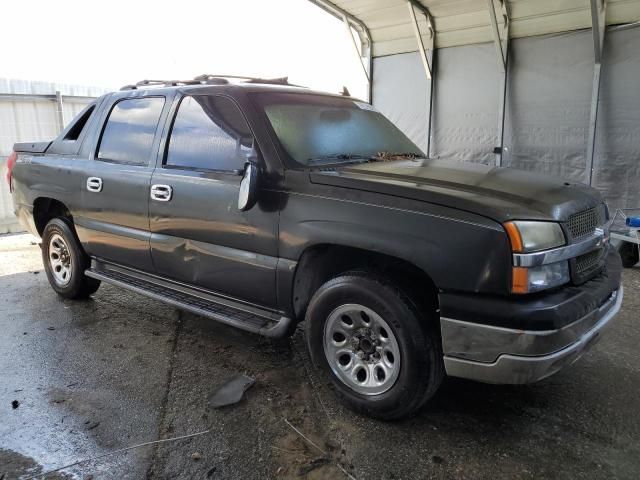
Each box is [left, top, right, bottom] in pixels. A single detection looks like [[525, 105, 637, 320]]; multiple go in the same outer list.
[[166, 95, 253, 171], [97, 97, 165, 165], [64, 104, 95, 141]]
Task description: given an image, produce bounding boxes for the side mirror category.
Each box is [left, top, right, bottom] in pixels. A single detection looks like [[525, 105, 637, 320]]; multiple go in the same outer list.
[[238, 161, 258, 211]]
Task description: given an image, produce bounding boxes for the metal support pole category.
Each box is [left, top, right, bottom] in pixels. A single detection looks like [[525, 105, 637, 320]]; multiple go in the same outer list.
[[487, 0, 509, 166], [496, 51, 509, 166], [407, 1, 435, 157], [55, 90, 65, 132], [425, 55, 435, 158], [586, 0, 607, 186]]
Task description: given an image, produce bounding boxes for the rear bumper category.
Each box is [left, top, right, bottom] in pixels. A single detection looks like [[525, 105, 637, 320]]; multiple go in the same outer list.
[[440, 248, 623, 384]]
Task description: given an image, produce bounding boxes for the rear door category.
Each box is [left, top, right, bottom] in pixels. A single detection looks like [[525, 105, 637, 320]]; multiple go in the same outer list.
[[148, 94, 279, 307], [75, 93, 171, 272]]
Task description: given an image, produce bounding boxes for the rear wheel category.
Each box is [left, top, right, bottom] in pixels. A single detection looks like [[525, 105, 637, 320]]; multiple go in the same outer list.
[[41, 218, 100, 299], [618, 241, 639, 268], [305, 271, 443, 420]]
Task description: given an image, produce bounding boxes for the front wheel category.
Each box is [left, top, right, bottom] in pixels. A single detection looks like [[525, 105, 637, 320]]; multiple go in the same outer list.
[[41, 218, 101, 299], [305, 272, 443, 420]]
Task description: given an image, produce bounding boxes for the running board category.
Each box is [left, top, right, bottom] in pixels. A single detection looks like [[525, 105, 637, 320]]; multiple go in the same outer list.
[[85, 261, 292, 338]]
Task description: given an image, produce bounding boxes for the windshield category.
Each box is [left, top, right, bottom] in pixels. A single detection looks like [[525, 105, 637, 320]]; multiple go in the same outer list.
[[253, 92, 424, 166]]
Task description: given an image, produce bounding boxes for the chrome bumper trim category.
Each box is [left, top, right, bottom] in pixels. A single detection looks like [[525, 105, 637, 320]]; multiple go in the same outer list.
[[441, 287, 621, 363], [513, 228, 606, 267], [442, 286, 623, 384]]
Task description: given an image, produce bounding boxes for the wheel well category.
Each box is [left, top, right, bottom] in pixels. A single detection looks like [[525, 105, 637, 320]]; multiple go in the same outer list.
[[33, 198, 72, 236], [292, 244, 439, 324]]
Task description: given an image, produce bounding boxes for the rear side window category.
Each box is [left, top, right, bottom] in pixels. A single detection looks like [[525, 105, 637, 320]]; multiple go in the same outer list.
[[64, 105, 95, 141], [165, 95, 253, 172], [97, 97, 165, 165]]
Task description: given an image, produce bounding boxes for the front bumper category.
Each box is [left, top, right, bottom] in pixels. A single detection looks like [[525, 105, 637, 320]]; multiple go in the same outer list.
[[440, 248, 623, 384]]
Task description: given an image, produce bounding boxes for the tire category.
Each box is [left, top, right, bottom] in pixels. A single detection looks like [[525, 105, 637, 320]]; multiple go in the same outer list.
[[305, 271, 443, 420], [618, 241, 639, 268], [41, 218, 101, 299]]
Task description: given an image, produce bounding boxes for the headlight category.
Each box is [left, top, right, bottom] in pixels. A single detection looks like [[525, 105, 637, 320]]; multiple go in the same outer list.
[[505, 221, 569, 294], [512, 261, 570, 294], [504, 221, 565, 253]]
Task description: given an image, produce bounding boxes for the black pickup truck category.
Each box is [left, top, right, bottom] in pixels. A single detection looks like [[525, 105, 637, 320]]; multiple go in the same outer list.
[[8, 76, 623, 419]]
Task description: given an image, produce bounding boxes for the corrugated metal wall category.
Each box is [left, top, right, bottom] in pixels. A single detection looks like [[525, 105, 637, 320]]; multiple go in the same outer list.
[[372, 24, 640, 210], [0, 79, 108, 233]]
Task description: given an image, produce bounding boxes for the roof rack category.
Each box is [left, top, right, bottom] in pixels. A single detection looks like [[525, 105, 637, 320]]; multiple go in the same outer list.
[[120, 79, 203, 91], [120, 75, 302, 91], [194, 74, 298, 86]]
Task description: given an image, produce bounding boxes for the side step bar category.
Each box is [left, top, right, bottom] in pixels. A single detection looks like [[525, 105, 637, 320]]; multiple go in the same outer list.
[[86, 261, 293, 338]]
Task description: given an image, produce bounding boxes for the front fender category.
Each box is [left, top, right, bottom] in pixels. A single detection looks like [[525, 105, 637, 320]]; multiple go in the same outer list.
[[278, 190, 511, 295]]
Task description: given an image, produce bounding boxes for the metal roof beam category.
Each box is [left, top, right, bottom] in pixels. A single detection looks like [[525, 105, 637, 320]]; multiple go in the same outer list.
[[342, 14, 371, 84], [407, 1, 435, 79], [591, 0, 607, 64], [406, 1, 436, 157], [487, 0, 509, 72], [307, 0, 373, 102], [586, 0, 607, 186]]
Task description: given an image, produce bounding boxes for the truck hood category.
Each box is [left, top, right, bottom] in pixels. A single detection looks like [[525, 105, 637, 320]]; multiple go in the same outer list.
[[309, 159, 602, 223]]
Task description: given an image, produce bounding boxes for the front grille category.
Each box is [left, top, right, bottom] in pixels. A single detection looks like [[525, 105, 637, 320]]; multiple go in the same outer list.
[[567, 204, 606, 240], [575, 248, 604, 276]]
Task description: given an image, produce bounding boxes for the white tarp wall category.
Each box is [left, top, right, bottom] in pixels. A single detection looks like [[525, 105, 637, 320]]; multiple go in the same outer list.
[[372, 24, 640, 210], [0, 79, 108, 233]]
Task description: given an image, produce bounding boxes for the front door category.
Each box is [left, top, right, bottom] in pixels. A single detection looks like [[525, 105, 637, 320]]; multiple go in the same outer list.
[[148, 94, 279, 308]]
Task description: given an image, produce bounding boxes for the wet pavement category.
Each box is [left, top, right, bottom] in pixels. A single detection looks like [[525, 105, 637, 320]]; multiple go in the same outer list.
[[1, 233, 639, 479]]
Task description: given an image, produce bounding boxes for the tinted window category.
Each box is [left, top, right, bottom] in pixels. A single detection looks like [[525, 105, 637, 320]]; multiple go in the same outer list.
[[64, 104, 95, 141], [98, 97, 165, 164], [166, 95, 253, 171]]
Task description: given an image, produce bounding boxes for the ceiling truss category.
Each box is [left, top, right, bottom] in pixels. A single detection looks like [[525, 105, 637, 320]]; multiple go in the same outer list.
[[308, 0, 631, 172]]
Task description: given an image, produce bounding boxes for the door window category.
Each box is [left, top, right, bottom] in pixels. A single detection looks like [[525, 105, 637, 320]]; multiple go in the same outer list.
[[97, 97, 165, 165], [166, 95, 253, 172]]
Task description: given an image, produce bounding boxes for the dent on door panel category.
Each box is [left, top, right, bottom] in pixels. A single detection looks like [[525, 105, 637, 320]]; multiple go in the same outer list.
[[150, 232, 279, 306], [148, 169, 281, 308]]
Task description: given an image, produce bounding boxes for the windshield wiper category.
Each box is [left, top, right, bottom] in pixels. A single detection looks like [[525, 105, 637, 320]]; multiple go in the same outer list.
[[307, 152, 425, 167], [306, 154, 372, 166], [371, 152, 424, 161]]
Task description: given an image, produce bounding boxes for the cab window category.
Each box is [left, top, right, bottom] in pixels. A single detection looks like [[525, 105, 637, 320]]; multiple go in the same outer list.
[[165, 95, 253, 172], [97, 97, 165, 165]]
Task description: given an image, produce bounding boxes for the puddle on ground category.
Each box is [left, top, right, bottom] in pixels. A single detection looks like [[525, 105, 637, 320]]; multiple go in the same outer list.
[[0, 448, 72, 479]]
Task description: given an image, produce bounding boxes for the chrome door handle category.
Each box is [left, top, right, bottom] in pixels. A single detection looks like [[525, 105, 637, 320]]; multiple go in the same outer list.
[[86, 177, 103, 192], [150, 184, 173, 202]]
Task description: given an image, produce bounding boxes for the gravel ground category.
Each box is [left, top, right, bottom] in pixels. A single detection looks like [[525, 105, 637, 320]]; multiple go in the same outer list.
[[1, 233, 639, 479]]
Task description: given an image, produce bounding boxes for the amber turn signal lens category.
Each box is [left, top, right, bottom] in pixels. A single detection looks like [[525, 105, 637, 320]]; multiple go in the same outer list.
[[504, 222, 524, 253], [511, 267, 529, 294]]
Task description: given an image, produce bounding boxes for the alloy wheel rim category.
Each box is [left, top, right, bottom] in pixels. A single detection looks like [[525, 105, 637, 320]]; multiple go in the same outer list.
[[323, 304, 401, 396], [49, 233, 72, 286]]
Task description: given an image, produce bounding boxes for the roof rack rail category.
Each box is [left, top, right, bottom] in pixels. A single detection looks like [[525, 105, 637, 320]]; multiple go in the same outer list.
[[120, 75, 304, 91], [194, 74, 302, 87], [120, 79, 203, 91]]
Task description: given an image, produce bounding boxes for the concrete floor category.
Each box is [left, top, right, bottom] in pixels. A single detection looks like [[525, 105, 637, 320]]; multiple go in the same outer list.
[[1, 233, 639, 480]]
